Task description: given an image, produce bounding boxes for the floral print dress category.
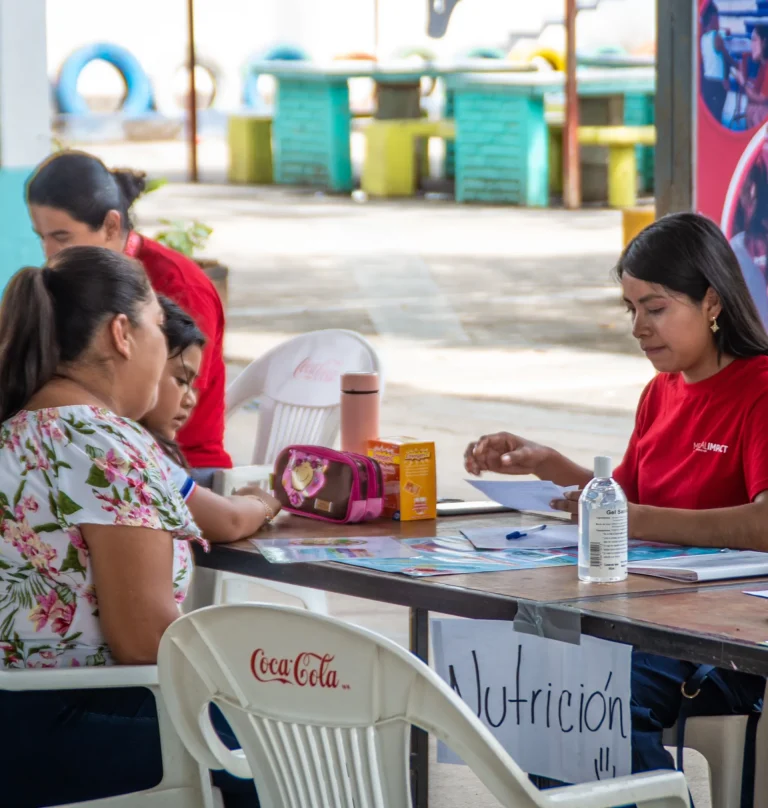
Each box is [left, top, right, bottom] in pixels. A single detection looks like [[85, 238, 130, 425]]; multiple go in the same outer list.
[[0, 406, 204, 669]]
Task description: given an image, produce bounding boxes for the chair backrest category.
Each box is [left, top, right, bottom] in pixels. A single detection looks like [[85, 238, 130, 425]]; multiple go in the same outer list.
[[226, 330, 383, 465], [158, 604, 542, 808]]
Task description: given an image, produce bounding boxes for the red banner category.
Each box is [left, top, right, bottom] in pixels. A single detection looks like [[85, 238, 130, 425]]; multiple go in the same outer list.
[[696, 0, 768, 324]]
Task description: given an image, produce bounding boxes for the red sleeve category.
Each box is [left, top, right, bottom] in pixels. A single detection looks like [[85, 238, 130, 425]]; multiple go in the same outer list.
[[743, 393, 768, 501], [167, 284, 219, 389], [613, 379, 655, 504]]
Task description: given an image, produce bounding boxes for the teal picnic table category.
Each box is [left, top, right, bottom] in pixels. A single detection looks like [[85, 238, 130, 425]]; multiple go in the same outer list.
[[249, 59, 535, 193], [248, 61, 655, 205], [444, 67, 656, 206]]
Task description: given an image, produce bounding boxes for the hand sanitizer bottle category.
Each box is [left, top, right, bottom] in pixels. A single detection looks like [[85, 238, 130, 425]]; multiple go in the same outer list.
[[578, 456, 628, 583]]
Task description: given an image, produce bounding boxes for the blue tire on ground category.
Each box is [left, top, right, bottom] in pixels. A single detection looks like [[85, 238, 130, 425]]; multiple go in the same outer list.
[[242, 44, 309, 108], [464, 47, 505, 59], [56, 43, 153, 117]]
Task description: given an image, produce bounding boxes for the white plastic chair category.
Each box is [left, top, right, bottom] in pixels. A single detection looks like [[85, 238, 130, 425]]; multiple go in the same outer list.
[[663, 682, 768, 808], [0, 665, 217, 808], [664, 718, 747, 808], [213, 329, 383, 613], [158, 603, 690, 808], [227, 328, 383, 467]]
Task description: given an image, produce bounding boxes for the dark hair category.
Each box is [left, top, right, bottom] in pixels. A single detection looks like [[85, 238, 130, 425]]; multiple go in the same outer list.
[[0, 246, 153, 423], [26, 151, 147, 233], [755, 25, 768, 60], [158, 295, 206, 358], [733, 158, 768, 235], [146, 296, 206, 470], [702, 2, 718, 27], [615, 212, 768, 359], [152, 434, 189, 470]]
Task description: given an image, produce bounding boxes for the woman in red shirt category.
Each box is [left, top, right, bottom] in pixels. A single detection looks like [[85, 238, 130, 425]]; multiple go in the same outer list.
[[465, 213, 768, 777], [741, 25, 768, 129], [25, 151, 231, 480]]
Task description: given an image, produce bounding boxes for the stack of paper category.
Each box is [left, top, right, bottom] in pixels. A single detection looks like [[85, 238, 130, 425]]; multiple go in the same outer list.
[[629, 550, 768, 582]]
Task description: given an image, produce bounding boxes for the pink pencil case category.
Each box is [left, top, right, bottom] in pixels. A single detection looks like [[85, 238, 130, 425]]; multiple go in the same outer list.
[[273, 445, 383, 524]]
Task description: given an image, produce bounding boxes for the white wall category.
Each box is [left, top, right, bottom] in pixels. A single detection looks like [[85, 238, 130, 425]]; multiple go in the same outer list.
[[45, 0, 656, 111], [1, 0, 49, 166]]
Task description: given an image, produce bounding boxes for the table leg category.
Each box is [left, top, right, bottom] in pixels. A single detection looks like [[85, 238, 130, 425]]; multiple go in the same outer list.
[[409, 607, 429, 808]]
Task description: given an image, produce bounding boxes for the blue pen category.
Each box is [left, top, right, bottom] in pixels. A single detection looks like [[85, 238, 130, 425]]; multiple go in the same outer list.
[[506, 525, 547, 541]]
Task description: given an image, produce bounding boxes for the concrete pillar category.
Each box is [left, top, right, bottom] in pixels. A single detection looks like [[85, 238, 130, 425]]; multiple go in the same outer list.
[[0, 0, 49, 290]]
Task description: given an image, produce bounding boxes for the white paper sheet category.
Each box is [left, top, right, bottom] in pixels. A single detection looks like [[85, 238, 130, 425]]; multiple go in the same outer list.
[[432, 619, 632, 784], [466, 479, 578, 514], [744, 589, 768, 599], [461, 523, 580, 550]]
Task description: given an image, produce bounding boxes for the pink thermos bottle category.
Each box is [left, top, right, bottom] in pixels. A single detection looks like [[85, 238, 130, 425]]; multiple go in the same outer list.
[[340, 372, 380, 455]]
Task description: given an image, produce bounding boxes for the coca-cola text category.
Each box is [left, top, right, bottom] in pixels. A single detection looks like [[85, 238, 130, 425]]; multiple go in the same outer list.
[[250, 648, 344, 689]]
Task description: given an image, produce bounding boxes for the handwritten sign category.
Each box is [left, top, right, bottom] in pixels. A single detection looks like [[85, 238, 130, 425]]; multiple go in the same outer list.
[[431, 619, 631, 784]]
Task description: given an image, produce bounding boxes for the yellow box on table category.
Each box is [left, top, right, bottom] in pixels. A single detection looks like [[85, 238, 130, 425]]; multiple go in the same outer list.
[[368, 438, 437, 521]]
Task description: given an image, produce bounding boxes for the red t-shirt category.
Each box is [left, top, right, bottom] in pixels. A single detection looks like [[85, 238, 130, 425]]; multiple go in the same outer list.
[[615, 356, 768, 509], [125, 233, 232, 469]]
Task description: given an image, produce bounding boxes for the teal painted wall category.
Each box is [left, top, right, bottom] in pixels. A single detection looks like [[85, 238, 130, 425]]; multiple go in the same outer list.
[[273, 80, 352, 192], [0, 167, 42, 292], [455, 92, 548, 206]]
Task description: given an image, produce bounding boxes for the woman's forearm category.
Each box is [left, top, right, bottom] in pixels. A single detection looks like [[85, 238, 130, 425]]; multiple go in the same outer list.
[[536, 449, 593, 488], [631, 501, 768, 551]]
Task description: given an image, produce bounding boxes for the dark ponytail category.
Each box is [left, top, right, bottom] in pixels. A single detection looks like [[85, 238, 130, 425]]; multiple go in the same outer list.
[[0, 268, 59, 423], [27, 151, 147, 233], [0, 246, 153, 423]]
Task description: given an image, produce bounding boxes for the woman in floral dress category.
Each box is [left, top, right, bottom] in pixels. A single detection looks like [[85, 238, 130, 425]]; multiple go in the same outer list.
[[0, 246, 258, 807]]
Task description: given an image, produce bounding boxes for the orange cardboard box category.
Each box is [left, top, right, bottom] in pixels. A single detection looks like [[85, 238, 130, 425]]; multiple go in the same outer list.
[[368, 437, 436, 521]]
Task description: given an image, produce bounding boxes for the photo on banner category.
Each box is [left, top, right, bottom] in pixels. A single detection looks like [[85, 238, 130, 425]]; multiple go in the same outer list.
[[697, 0, 768, 326]]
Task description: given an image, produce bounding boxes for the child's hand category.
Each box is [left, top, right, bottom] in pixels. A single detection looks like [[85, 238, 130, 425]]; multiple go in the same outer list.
[[233, 485, 282, 519]]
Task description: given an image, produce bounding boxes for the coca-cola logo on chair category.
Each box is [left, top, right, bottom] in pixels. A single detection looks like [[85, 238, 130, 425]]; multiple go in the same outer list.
[[293, 358, 342, 383], [250, 648, 350, 690]]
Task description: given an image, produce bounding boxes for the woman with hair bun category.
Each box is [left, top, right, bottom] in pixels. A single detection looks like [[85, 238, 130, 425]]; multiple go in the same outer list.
[[25, 151, 231, 483]]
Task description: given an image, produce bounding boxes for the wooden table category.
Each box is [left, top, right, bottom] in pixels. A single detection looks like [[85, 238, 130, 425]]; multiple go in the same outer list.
[[191, 512, 768, 808]]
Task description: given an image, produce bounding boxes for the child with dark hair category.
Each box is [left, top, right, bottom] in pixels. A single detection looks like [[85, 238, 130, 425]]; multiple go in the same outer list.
[[141, 296, 281, 544]]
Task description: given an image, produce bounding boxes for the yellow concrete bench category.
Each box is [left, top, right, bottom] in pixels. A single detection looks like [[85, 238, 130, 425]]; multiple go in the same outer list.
[[228, 115, 273, 185], [362, 119, 456, 198], [549, 124, 656, 208], [622, 206, 656, 247]]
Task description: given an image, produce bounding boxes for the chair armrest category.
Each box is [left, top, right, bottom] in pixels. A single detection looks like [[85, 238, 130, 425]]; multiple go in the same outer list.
[[0, 665, 159, 691], [544, 770, 689, 808], [213, 465, 273, 495]]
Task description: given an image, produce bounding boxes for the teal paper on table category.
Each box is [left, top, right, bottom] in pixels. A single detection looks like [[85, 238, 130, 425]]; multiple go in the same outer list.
[[251, 535, 418, 564], [333, 538, 723, 578]]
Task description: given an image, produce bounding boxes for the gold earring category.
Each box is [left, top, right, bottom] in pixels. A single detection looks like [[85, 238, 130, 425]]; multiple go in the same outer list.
[[711, 317, 720, 334]]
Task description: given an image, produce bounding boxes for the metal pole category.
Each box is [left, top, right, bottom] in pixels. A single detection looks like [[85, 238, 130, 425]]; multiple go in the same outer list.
[[563, 0, 581, 208], [186, 0, 199, 183], [373, 0, 380, 62]]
